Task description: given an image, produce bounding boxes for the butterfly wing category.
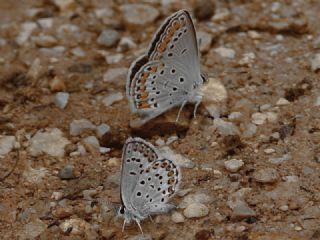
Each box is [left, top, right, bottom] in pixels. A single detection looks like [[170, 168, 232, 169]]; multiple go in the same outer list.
[[120, 137, 159, 209], [126, 10, 202, 122], [130, 159, 180, 218]]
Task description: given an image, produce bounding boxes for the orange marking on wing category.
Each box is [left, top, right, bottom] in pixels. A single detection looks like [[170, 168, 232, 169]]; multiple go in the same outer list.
[[167, 26, 175, 37], [163, 34, 171, 44], [150, 66, 157, 72], [173, 21, 181, 30], [140, 92, 149, 99], [139, 102, 150, 109], [180, 19, 186, 27], [157, 42, 166, 53]]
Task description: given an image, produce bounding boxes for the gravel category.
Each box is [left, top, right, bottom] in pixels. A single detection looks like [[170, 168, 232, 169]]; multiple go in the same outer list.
[[120, 4, 159, 27], [183, 203, 209, 218], [102, 92, 123, 106], [213, 47, 235, 59], [0, 136, 16, 156], [253, 168, 279, 183], [58, 164, 75, 180], [224, 159, 244, 173], [54, 92, 69, 109], [97, 30, 120, 48], [28, 128, 70, 157], [70, 119, 96, 136]]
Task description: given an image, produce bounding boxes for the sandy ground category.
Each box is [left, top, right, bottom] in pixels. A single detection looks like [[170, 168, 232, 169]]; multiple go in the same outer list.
[[0, 0, 320, 239]]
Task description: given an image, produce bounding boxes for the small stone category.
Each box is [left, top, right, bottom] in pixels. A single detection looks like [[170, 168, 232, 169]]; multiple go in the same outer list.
[[50, 76, 65, 92], [228, 112, 242, 121], [68, 63, 92, 74], [37, 18, 53, 29], [53, 0, 76, 11], [212, 8, 230, 22], [22, 219, 46, 239], [83, 189, 99, 201], [264, 148, 275, 154], [97, 30, 120, 48], [27, 58, 42, 80], [232, 202, 256, 219], [235, 226, 246, 233], [266, 112, 278, 123], [238, 52, 255, 66], [314, 96, 320, 106], [121, 4, 160, 27], [128, 234, 152, 240], [311, 53, 320, 72], [107, 157, 120, 167], [23, 166, 48, 184], [295, 226, 303, 231], [224, 159, 244, 173], [102, 92, 123, 106], [159, 146, 194, 168], [103, 68, 127, 84], [194, 0, 215, 21], [166, 135, 178, 145], [253, 168, 279, 183], [33, 34, 57, 47], [269, 154, 291, 164], [59, 218, 90, 235], [29, 128, 70, 157], [197, 31, 212, 53], [105, 53, 123, 64], [71, 47, 86, 57], [83, 136, 100, 149], [52, 206, 73, 219], [276, 97, 290, 105], [51, 191, 64, 201], [214, 47, 235, 59], [179, 193, 212, 208], [251, 112, 267, 125], [183, 203, 209, 218], [213, 118, 239, 136], [242, 123, 257, 138], [171, 211, 185, 223], [248, 30, 261, 39], [58, 164, 75, 180], [54, 92, 69, 109], [70, 119, 96, 136], [99, 147, 110, 154], [118, 37, 136, 51], [96, 124, 110, 138], [0, 136, 16, 157], [16, 22, 37, 45], [260, 103, 272, 111], [279, 205, 289, 211]]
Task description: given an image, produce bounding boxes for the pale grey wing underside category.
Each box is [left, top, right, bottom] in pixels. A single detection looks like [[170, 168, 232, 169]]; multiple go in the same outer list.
[[129, 159, 180, 218], [126, 10, 202, 122], [120, 137, 158, 209]]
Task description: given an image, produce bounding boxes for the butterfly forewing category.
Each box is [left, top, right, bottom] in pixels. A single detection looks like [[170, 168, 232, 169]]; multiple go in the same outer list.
[[120, 138, 158, 208], [126, 10, 203, 122], [130, 159, 180, 217]]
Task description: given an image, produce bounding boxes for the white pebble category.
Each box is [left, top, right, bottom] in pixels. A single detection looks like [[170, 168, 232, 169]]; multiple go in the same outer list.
[[183, 203, 209, 218], [70, 119, 96, 136], [214, 47, 235, 59], [171, 211, 185, 223], [54, 92, 69, 109], [311, 53, 320, 72], [251, 112, 267, 125], [264, 148, 275, 154], [276, 97, 290, 105], [102, 92, 123, 106], [96, 124, 110, 137], [224, 159, 244, 173]]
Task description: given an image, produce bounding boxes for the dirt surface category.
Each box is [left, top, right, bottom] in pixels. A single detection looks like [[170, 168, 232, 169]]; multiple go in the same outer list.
[[0, 0, 320, 239]]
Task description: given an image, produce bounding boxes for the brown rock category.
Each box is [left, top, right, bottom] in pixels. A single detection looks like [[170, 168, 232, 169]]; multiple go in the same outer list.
[[194, 0, 215, 21], [50, 76, 65, 92]]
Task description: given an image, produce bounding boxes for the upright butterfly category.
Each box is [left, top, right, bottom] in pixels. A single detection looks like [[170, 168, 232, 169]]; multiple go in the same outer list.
[[126, 10, 206, 126], [118, 137, 180, 232]]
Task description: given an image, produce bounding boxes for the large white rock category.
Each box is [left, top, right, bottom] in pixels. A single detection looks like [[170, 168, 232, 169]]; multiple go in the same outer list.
[[29, 128, 70, 157]]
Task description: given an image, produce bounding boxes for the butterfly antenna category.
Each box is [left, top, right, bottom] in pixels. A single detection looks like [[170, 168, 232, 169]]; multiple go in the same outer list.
[[176, 101, 187, 122], [135, 219, 144, 235]]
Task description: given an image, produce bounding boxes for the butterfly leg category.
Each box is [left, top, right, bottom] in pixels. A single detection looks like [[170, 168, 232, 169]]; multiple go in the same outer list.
[[122, 220, 126, 232], [135, 219, 144, 235], [193, 99, 201, 118], [176, 100, 187, 122]]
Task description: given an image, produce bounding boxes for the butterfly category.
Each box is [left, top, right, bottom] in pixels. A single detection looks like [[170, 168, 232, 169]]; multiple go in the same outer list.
[[126, 10, 207, 126], [118, 137, 180, 233]]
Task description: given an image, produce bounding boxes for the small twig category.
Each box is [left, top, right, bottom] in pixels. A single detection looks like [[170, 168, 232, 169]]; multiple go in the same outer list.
[[0, 149, 19, 182]]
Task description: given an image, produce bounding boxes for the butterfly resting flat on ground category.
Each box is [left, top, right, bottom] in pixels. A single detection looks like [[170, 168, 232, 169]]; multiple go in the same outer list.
[[118, 137, 180, 233], [126, 10, 207, 126]]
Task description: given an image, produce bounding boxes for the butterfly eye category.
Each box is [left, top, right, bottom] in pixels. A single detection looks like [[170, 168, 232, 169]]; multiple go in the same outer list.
[[119, 206, 125, 214]]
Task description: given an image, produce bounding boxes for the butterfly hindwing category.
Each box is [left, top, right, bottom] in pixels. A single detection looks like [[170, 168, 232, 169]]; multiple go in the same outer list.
[[130, 159, 180, 217], [120, 137, 158, 208]]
